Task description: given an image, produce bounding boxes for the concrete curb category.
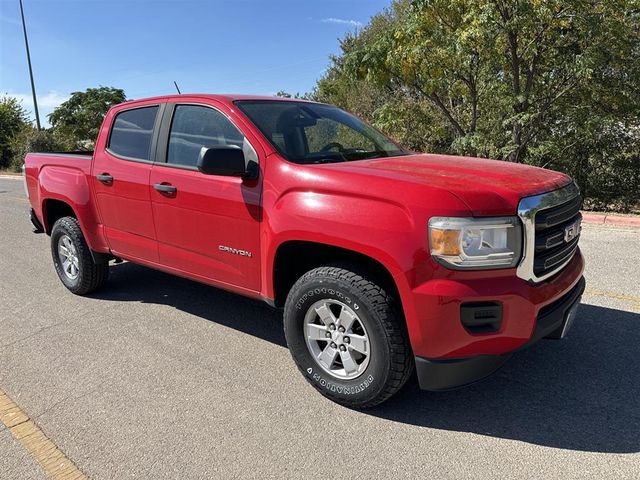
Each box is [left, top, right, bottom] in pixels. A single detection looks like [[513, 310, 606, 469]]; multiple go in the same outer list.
[[582, 212, 640, 228]]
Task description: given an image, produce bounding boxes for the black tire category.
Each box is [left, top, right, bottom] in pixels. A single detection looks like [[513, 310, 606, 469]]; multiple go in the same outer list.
[[50, 216, 109, 295], [284, 266, 413, 408]]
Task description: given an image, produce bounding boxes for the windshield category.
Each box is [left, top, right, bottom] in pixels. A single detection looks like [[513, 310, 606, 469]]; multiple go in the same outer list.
[[235, 100, 409, 164]]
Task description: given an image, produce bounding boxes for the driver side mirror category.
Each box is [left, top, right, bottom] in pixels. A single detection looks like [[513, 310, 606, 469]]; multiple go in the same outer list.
[[197, 145, 249, 177]]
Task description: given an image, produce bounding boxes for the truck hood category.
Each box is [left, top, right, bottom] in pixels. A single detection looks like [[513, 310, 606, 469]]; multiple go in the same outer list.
[[321, 153, 572, 216]]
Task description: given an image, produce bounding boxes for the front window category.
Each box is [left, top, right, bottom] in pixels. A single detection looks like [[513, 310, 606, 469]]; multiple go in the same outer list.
[[235, 100, 408, 164], [167, 105, 245, 168]]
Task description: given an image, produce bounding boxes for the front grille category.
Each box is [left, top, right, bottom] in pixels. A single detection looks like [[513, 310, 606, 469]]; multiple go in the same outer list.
[[516, 182, 581, 283], [535, 195, 581, 231], [533, 198, 582, 278]]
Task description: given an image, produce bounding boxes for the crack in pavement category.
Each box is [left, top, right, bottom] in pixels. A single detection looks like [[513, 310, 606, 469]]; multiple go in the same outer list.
[[0, 323, 65, 350]]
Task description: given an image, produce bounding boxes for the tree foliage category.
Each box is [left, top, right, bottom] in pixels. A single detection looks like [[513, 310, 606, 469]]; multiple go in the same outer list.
[[0, 96, 30, 169], [0, 86, 126, 171], [9, 127, 67, 171], [49, 86, 126, 149], [315, 0, 640, 211]]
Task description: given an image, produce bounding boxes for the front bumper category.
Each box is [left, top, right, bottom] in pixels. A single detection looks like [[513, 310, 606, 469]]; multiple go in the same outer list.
[[405, 249, 585, 360], [414, 276, 585, 390]]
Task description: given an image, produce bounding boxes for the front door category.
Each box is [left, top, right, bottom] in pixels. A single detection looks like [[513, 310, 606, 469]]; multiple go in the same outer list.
[[149, 103, 262, 293], [92, 105, 162, 263]]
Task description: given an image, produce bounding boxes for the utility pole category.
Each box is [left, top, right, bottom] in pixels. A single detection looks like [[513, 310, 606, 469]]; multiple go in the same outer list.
[[19, 0, 41, 130]]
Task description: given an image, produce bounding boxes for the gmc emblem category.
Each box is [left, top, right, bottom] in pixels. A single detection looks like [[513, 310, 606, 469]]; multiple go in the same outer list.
[[564, 219, 581, 243]]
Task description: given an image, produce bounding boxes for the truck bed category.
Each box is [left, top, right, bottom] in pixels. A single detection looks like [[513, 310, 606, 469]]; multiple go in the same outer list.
[[27, 151, 94, 159], [24, 152, 96, 224], [24, 152, 94, 175]]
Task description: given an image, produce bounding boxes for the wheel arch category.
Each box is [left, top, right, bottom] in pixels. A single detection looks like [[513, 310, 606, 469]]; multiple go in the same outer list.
[[41, 198, 77, 234], [41, 198, 111, 263], [271, 240, 404, 310]]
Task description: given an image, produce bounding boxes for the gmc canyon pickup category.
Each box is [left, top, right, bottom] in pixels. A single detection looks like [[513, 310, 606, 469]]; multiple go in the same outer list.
[[24, 94, 585, 408]]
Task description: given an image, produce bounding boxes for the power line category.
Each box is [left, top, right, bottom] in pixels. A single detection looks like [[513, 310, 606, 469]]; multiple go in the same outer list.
[[19, 0, 41, 130]]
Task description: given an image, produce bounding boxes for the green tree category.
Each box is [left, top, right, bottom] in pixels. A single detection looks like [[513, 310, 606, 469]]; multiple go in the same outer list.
[[49, 86, 126, 149], [275, 90, 312, 100], [316, 0, 640, 211], [9, 127, 66, 171], [0, 96, 30, 169]]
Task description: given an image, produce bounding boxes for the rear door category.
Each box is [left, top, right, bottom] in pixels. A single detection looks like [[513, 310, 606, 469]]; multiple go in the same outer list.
[[148, 102, 262, 293], [92, 104, 164, 262]]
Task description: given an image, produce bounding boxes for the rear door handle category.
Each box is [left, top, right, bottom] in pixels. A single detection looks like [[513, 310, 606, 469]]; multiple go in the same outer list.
[[96, 173, 113, 185], [153, 183, 177, 194]]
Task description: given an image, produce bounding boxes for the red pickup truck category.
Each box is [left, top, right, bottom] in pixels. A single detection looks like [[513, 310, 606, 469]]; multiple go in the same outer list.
[[24, 94, 585, 407]]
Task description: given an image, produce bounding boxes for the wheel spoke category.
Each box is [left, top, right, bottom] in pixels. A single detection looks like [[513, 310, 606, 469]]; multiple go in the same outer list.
[[304, 298, 371, 380], [314, 303, 336, 327], [306, 323, 328, 341], [318, 343, 338, 369], [347, 334, 368, 355], [57, 235, 81, 279], [59, 245, 70, 258], [337, 307, 357, 331], [339, 349, 358, 375]]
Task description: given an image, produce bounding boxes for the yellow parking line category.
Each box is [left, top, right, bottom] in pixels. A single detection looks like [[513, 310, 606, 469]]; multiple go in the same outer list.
[[0, 389, 86, 480], [584, 288, 640, 312]]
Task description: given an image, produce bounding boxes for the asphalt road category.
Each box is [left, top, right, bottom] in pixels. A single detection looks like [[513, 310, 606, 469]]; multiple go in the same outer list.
[[1, 176, 639, 479]]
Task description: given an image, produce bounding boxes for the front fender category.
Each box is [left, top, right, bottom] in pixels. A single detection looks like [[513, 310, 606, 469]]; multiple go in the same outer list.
[[262, 188, 422, 317], [267, 188, 416, 268]]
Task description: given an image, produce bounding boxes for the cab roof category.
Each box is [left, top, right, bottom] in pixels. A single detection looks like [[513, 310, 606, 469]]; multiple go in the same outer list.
[[121, 93, 317, 106]]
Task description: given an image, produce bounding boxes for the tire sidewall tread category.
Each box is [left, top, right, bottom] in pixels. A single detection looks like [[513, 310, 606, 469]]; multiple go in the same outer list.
[[284, 266, 413, 408], [50, 216, 108, 295]]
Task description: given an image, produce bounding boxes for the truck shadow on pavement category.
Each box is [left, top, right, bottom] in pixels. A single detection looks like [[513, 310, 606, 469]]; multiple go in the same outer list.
[[91, 262, 287, 347], [93, 262, 639, 454], [370, 303, 640, 454]]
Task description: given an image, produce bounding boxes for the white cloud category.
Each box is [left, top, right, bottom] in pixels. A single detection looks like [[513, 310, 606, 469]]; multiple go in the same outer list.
[[3, 91, 69, 127], [10, 91, 69, 110], [321, 17, 362, 27]]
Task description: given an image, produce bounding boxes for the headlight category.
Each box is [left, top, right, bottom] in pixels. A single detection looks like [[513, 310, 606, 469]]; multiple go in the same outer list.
[[428, 217, 522, 270]]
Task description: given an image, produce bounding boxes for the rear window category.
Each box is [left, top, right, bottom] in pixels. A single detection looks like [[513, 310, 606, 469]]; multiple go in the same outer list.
[[108, 106, 158, 160]]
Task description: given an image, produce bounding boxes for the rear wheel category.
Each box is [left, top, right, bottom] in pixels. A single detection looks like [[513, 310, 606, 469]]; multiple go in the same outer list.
[[51, 216, 109, 295], [284, 266, 413, 408]]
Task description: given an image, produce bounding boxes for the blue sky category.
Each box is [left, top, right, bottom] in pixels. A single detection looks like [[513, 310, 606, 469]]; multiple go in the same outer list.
[[0, 0, 390, 126]]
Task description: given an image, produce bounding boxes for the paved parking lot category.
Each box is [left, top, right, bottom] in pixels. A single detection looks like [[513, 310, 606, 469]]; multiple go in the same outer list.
[[1, 176, 639, 479]]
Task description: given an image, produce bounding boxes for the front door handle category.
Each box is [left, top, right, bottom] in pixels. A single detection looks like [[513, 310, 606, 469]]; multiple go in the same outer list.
[[96, 173, 113, 185], [153, 183, 177, 194]]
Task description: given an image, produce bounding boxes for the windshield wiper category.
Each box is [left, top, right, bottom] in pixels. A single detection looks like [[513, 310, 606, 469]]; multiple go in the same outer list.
[[310, 157, 346, 164]]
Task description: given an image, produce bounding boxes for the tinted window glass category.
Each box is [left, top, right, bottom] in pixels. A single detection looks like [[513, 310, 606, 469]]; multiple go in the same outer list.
[[108, 106, 158, 160], [235, 100, 407, 164], [167, 105, 244, 168]]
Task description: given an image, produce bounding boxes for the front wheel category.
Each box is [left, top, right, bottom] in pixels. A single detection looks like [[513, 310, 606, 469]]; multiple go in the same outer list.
[[51, 216, 109, 295], [283, 266, 413, 408]]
